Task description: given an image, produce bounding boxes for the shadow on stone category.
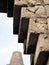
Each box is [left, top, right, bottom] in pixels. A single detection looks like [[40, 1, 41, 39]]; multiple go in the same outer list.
[[18, 17, 29, 43]]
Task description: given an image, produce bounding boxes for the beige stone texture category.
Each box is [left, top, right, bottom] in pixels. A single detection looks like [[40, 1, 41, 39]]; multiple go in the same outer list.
[[21, 7, 35, 18], [35, 5, 47, 17], [36, 0, 49, 4], [14, 0, 27, 5], [25, 0, 37, 5], [9, 51, 24, 65], [44, 0, 49, 4], [29, 18, 48, 33], [45, 5, 49, 17], [47, 18, 49, 33], [14, 0, 49, 6], [21, 6, 48, 18], [26, 0, 49, 5], [25, 17, 48, 53]]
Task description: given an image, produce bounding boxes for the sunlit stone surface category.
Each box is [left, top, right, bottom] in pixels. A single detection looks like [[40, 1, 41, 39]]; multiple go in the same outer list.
[[9, 51, 24, 65]]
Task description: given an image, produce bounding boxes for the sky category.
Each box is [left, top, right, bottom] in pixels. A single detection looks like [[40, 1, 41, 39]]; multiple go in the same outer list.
[[0, 13, 30, 65]]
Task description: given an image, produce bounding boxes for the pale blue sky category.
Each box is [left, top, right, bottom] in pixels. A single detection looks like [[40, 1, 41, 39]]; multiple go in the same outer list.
[[0, 13, 30, 65]]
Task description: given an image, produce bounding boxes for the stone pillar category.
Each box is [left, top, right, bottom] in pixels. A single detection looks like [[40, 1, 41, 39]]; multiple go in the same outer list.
[[9, 51, 24, 65], [34, 34, 49, 65], [18, 7, 35, 43], [13, 0, 27, 34]]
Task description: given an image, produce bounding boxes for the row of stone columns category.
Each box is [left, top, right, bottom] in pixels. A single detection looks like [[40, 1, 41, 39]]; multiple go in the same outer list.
[[13, 0, 49, 65], [0, 0, 49, 65]]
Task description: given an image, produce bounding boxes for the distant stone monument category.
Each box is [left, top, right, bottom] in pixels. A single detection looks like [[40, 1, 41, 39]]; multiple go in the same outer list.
[[7, 51, 24, 65]]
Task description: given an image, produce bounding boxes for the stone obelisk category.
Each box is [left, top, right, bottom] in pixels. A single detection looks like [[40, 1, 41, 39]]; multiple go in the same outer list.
[[9, 51, 24, 65]]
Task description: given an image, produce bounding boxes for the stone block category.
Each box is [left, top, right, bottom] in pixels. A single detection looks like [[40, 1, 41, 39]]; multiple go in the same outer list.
[[28, 18, 48, 34], [21, 6, 47, 18], [14, 0, 27, 6], [21, 7, 35, 18], [45, 5, 49, 17], [35, 5, 47, 18], [22, 0, 49, 6], [14, 0, 49, 6]]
